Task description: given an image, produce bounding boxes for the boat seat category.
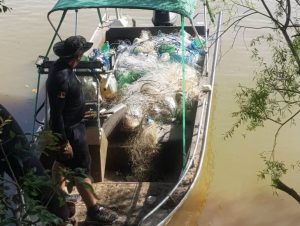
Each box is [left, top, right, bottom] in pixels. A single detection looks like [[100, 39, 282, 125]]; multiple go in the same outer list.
[[101, 103, 127, 137], [85, 103, 127, 182], [36, 59, 104, 75]]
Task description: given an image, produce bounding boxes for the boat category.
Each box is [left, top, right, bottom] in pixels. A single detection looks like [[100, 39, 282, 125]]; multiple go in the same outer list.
[[33, 0, 222, 225]]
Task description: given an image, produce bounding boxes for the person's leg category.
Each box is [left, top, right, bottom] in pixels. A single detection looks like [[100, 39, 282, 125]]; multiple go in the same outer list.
[[68, 123, 118, 223], [52, 160, 68, 194], [66, 123, 94, 206], [75, 177, 97, 208]]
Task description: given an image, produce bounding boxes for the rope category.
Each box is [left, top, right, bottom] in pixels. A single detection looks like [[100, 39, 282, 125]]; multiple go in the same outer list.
[[181, 15, 186, 170]]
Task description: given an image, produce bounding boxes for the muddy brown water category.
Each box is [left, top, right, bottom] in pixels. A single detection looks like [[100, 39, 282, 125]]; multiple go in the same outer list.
[[1, 1, 300, 225]]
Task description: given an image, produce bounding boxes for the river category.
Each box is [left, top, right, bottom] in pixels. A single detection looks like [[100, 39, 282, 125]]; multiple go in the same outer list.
[[1, 1, 300, 226]]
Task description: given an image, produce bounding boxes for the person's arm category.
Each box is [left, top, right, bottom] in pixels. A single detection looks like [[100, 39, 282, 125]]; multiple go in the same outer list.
[[47, 71, 73, 160], [47, 72, 69, 144]]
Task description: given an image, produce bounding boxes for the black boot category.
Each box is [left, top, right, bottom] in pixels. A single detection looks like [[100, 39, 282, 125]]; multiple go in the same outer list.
[[86, 204, 118, 225]]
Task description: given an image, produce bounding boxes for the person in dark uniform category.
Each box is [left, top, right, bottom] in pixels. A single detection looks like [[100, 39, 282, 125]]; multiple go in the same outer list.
[[47, 36, 118, 224]]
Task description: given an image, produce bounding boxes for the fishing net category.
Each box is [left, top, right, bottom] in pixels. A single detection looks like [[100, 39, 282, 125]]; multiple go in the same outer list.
[[87, 30, 206, 180], [127, 123, 160, 181], [118, 63, 200, 129]]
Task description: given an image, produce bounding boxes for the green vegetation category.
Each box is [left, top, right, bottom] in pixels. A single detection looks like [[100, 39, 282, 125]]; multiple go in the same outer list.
[[0, 108, 101, 225], [0, 115, 99, 225], [0, 0, 11, 13], [219, 0, 300, 203], [0, 115, 63, 225]]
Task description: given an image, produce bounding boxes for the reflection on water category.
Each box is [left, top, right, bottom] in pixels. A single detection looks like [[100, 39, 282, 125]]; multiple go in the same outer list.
[[167, 120, 215, 226], [1, 1, 300, 226], [198, 193, 300, 226]]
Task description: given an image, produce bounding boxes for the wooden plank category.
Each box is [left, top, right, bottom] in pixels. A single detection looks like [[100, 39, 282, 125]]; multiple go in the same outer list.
[[99, 129, 108, 182], [102, 103, 127, 137], [88, 128, 108, 182]]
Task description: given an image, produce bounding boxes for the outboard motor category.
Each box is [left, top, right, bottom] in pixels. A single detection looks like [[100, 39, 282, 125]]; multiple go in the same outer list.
[[152, 10, 178, 26]]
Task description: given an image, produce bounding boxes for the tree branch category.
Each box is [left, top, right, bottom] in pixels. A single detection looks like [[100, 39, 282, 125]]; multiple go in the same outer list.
[[273, 179, 300, 204], [271, 109, 300, 158], [284, 0, 291, 29], [273, 88, 300, 95]]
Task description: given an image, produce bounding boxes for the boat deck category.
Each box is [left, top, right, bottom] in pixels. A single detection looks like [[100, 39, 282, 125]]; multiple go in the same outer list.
[[74, 182, 174, 225], [74, 89, 209, 225]]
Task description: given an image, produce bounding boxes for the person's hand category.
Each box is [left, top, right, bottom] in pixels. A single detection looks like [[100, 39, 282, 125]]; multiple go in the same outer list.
[[57, 141, 73, 161]]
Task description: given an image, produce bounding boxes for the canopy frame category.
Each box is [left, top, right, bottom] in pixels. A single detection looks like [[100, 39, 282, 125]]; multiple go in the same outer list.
[[48, 0, 197, 19]]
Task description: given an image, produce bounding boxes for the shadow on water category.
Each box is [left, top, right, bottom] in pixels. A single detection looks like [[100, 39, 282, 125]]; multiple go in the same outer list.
[[0, 94, 35, 135], [166, 111, 215, 226]]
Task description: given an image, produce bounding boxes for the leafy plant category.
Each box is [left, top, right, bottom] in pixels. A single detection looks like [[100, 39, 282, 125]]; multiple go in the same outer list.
[[0, 0, 11, 13], [0, 114, 63, 225], [258, 154, 288, 183], [219, 0, 300, 202]]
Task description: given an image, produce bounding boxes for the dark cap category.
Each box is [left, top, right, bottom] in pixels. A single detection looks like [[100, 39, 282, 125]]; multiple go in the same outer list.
[[53, 35, 93, 58]]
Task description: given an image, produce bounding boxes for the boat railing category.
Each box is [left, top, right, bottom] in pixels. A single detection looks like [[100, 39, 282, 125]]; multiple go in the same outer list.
[[138, 97, 207, 226], [138, 11, 222, 226]]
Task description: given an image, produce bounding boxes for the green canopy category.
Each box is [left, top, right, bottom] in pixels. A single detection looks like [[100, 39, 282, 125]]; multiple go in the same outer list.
[[50, 0, 197, 19]]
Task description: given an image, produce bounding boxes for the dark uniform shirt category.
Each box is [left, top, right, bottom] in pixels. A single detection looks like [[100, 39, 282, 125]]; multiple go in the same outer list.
[[46, 58, 85, 143]]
